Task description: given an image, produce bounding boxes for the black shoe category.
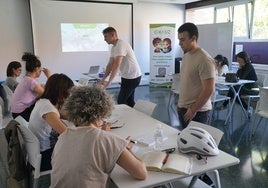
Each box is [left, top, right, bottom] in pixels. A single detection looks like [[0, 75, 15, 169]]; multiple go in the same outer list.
[[222, 100, 228, 107]]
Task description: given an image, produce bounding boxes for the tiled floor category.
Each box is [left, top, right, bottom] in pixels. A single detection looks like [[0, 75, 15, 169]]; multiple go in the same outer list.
[[1, 85, 268, 188]]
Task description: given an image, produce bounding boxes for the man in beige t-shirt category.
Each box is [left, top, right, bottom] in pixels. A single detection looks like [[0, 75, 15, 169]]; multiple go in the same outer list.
[[177, 23, 215, 129]]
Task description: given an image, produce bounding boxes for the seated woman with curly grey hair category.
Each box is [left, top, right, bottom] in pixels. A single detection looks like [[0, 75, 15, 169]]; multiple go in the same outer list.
[[50, 85, 147, 188]]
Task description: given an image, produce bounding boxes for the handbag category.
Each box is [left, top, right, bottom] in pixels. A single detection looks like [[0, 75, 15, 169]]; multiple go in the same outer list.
[[225, 73, 239, 83]]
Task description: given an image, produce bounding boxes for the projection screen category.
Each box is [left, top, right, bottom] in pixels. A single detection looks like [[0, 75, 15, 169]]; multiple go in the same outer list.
[[30, 0, 132, 81]]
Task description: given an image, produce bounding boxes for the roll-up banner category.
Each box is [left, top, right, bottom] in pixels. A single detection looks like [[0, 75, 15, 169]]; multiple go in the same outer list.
[[149, 24, 175, 87]]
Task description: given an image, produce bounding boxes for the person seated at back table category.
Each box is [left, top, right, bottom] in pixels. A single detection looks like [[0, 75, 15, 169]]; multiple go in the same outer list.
[[11, 52, 51, 121], [0, 85, 6, 118], [29, 73, 74, 171], [214, 54, 229, 76], [5, 61, 22, 92], [223, 51, 258, 111], [50, 85, 147, 188]]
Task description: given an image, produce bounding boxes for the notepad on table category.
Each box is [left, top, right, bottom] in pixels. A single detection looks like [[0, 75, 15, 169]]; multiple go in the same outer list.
[[141, 151, 192, 175]]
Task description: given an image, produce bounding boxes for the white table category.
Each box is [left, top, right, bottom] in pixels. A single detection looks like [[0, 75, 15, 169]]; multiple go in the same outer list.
[[109, 104, 240, 188], [87, 74, 121, 84], [80, 74, 121, 89], [216, 77, 255, 124]]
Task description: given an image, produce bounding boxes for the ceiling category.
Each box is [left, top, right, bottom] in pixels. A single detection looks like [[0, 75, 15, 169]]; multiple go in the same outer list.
[[138, 0, 201, 4], [87, 0, 202, 5]]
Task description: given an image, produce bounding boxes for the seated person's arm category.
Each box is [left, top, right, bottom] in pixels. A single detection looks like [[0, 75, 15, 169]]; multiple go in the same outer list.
[[42, 68, 51, 78], [43, 112, 67, 134], [116, 148, 148, 180], [107, 56, 122, 85], [58, 107, 68, 120], [33, 84, 45, 97]]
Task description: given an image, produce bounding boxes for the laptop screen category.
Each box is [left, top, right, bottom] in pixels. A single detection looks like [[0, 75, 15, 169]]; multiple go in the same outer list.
[[88, 65, 100, 75]]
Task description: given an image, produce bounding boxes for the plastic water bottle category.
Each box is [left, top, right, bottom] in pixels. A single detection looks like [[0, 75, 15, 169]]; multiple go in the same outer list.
[[154, 124, 164, 151]]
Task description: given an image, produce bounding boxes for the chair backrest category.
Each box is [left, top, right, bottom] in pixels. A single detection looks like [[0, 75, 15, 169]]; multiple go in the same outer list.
[[0, 97, 3, 128], [210, 90, 218, 103], [211, 91, 230, 103], [15, 116, 29, 128], [16, 122, 42, 179], [257, 87, 268, 112], [171, 73, 180, 94], [188, 121, 223, 146], [1, 83, 13, 114], [134, 99, 157, 116], [256, 73, 267, 87], [263, 74, 268, 87], [0, 96, 4, 115]]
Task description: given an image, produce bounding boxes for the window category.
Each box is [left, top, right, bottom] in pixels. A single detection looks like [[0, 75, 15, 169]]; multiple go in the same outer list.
[[185, 7, 214, 25], [185, 0, 268, 40], [233, 4, 248, 38], [252, 0, 268, 39], [216, 7, 230, 23]]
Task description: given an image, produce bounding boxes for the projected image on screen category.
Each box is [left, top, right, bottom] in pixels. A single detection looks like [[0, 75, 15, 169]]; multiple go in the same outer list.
[[61, 23, 108, 52]]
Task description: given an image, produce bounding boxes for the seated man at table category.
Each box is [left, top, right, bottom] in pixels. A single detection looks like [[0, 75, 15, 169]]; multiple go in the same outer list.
[[222, 51, 258, 111], [50, 85, 147, 188]]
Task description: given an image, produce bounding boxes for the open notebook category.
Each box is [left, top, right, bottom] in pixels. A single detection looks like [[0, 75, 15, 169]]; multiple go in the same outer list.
[[141, 151, 192, 175], [82, 65, 100, 76]]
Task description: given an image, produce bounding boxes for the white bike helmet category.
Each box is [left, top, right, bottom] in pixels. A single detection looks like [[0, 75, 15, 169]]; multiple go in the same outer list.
[[177, 126, 219, 156]]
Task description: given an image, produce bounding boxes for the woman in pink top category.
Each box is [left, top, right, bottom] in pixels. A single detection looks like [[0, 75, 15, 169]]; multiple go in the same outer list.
[[11, 52, 51, 121]]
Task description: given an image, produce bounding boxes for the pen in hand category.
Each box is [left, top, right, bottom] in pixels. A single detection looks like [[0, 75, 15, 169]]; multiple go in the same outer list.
[[130, 139, 137, 144], [126, 136, 137, 150], [101, 121, 111, 131]]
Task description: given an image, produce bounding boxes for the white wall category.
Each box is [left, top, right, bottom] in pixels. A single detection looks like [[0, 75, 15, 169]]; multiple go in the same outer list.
[[0, 0, 184, 81], [197, 22, 233, 66], [0, 0, 33, 81]]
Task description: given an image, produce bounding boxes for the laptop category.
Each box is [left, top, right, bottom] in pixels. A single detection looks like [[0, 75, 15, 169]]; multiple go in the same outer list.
[[83, 65, 100, 76]]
